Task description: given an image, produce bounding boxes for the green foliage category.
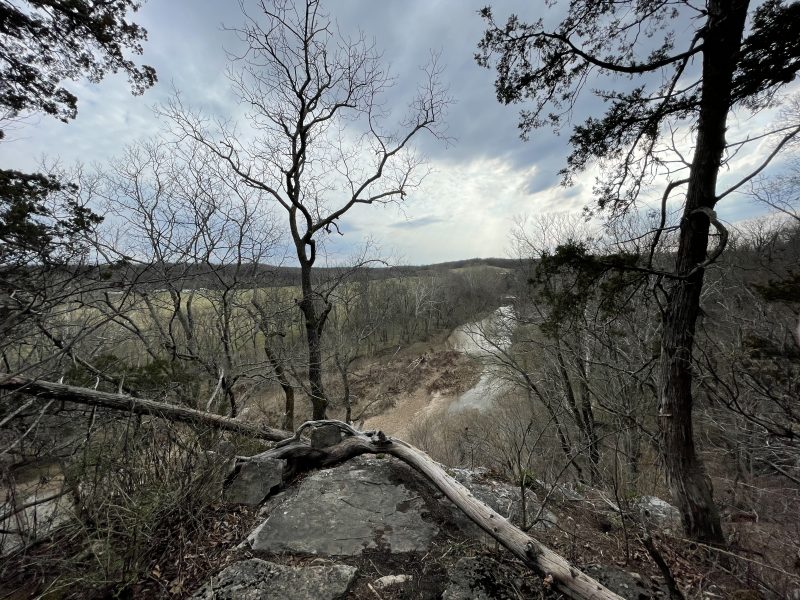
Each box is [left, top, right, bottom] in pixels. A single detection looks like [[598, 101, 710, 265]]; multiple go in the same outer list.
[[531, 242, 643, 335], [477, 1, 800, 210], [0, 169, 102, 269], [732, 0, 800, 107], [0, 0, 156, 131]]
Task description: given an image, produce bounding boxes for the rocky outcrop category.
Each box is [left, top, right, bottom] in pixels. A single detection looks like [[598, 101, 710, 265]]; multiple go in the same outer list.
[[223, 456, 284, 506], [450, 467, 557, 530], [245, 456, 438, 555], [191, 558, 357, 600], [194, 452, 669, 599]]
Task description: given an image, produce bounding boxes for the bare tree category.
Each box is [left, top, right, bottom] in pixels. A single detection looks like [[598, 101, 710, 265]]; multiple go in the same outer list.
[[160, 0, 448, 419], [89, 138, 282, 415]]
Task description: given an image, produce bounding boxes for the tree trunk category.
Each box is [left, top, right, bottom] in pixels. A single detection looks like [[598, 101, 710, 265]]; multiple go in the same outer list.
[[556, 344, 600, 483], [297, 258, 329, 420], [658, 0, 749, 545], [1, 376, 620, 600], [223, 377, 237, 418]]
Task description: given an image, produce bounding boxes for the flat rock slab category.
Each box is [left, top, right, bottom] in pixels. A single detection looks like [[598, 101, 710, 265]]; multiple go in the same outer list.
[[246, 456, 438, 556], [191, 558, 356, 600]]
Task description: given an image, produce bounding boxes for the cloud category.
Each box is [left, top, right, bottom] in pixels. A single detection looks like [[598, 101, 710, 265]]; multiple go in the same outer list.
[[389, 216, 448, 229], [1, 0, 796, 265], [321, 155, 593, 263]]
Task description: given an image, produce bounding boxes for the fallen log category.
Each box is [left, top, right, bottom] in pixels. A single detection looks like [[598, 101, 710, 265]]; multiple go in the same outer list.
[[262, 420, 624, 600], [0, 374, 291, 442], [1, 379, 622, 599]]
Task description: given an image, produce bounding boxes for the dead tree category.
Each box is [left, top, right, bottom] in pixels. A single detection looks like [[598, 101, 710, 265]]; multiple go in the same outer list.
[[0, 375, 289, 442]]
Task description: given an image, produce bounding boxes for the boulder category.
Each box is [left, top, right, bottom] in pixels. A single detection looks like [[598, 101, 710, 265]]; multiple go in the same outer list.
[[191, 558, 357, 600], [635, 495, 681, 530], [246, 456, 438, 555], [223, 456, 284, 505]]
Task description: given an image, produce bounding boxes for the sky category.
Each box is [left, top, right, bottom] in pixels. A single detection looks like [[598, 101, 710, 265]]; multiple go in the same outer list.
[[2, 0, 797, 265]]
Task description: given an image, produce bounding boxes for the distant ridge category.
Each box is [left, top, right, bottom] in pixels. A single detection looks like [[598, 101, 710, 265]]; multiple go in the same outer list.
[[38, 257, 523, 292]]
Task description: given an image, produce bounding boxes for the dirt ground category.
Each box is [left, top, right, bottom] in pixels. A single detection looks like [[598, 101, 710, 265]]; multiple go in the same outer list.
[[251, 333, 482, 436], [358, 348, 480, 438]]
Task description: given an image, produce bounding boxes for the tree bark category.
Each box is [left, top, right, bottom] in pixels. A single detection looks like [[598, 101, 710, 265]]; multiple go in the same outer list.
[[0, 375, 290, 442], [658, 0, 749, 545], [556, 344, 600, 483], [297, 258, 329, 420]]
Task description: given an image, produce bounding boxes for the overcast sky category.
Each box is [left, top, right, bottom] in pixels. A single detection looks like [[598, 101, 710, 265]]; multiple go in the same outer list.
[[1, 0, 797, 264]]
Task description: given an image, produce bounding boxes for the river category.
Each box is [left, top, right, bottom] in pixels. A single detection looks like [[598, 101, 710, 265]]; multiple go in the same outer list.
[[447, 305, 515, 413]]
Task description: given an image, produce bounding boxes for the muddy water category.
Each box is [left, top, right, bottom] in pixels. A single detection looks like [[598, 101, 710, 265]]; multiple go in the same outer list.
[[447, 306, 514, 413]]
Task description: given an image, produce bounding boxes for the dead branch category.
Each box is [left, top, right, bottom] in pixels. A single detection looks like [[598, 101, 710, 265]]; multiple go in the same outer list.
[[263, 425, 624, 600], [0, 375, 290, 442], [0, 378, 621, 599]]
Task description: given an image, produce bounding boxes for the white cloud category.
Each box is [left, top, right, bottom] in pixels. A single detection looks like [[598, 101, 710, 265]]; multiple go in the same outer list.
[[325, 156, 592, 263]]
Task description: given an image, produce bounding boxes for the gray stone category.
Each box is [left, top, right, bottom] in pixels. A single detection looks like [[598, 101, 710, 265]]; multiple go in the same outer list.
[[450, 468, 557, 531], [310, 424, 342, 449], [223, 457, 284, 505], [442, 557, 538, 599], [635, 495, 681, 530], [535, 478, 584, 501], [374, 574, 412, 589], [191, 558, 357, 600], [246, 456, 438, 555], [582, 564, 669, 599]]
